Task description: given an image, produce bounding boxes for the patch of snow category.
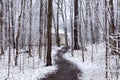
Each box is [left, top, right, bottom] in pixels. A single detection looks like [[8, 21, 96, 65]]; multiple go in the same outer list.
[[64, 43, 120, 80], [0, 46, 60, 80]]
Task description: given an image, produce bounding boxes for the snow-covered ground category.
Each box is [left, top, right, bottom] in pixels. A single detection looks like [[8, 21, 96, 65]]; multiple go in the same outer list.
[[0, 46, 62, 80], [64, 43, 120, 80], [0, 43, 119, 80]]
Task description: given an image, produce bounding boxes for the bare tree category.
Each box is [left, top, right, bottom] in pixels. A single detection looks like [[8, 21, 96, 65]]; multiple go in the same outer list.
[[8, 0, 11, 77], [38, 0, 43, 59], [15, 0, 23, 66], [21, 0, 26, 49], [0, 0, 4, 55], [73, 0, 80, 50], [69, 1, 74, 56], [109, 0, 116, 54], [10, 1, 16, 49], [46, 0, 53, 66], [43, 0, 48, 63], [56, 0, 60, 47], [105, 0, 109, 79], [28, 0, 32, 57]]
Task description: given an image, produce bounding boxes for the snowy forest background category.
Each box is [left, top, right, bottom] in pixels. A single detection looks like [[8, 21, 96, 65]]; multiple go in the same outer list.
[[0, 0, 120, 80]]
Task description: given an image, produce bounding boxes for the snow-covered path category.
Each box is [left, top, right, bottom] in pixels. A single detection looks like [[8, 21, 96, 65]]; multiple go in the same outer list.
[[38, 46, 82, 80]]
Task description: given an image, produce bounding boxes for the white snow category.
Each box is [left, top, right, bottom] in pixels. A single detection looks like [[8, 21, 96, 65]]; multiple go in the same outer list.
[[0, 46, 61, 80], [64, 43, 120, 80], [0, 43, 120, 80]]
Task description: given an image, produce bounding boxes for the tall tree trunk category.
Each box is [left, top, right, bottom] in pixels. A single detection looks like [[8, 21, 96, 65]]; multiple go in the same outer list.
[[64, 27, 68, 47], [43, 0, 47, 63], [8, 0, 11, 77], [21, 0, 26, 49], [15, 15, 21, 66], [28, 0, 32, 57], [56, 0, 60, 47], [89, 0, 95, 62], [74, 0, 80, 50], [79, 0, 85, 62], [64, 0, 68, 47], [46, 0, 53, 66], [4, 1, 8, 50], [109, 0, 115, 34], [70, 5, 74, 56], [105, 0, 109, 79], [94, 0, 100, 43], [10, 1, 15, 49], [39, 0, 43, 59], [15, 0, 23, 66], [118, 0, 120, 32], [0, 0, 4, 55], [109, 0, 116, 54]]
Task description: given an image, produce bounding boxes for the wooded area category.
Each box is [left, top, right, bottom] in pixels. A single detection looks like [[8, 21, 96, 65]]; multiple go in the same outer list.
[[0, 0, 120, 79]]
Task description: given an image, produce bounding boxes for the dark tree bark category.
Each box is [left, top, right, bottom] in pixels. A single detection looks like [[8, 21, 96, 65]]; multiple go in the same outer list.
[[4, 1, 8, 50], [109, 0, 116, 54], [46, 0, 53, 66], [28, 0, 32, 57], [15, 0, 23, 66], [109, 0, 115, 35], [39, 0, 43, 59], [21, 0, 26, 49], [0, 0, 4, 55], [85, 0, 89, 44], [73, 0, 80, 50], [15, 14, 21, 66], [10, 1, 16, 49], [105, 0, 108, 79], [94, 1, 100, 43], [64, 27, 68, 47], [70, 6, 74, 56], [56, 0, 60, 47]]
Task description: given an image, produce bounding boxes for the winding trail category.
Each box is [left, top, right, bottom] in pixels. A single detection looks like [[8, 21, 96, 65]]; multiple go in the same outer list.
[[39, 46, 82, 80]]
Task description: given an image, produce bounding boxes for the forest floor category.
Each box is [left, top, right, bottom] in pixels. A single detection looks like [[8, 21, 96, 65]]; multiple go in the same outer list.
[[38, 46, 82, 80]]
